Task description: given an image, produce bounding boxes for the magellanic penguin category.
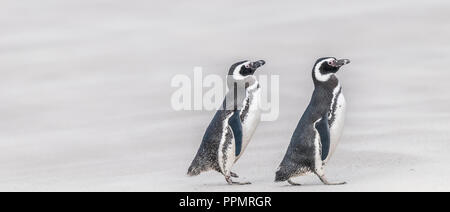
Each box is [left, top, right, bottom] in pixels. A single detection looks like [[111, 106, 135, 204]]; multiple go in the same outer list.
[[187, 60, 266, 185], [275, 57, 350, 186]]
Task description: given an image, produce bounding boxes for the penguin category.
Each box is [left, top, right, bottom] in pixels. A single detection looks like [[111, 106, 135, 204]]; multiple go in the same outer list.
[[187, 60, 266, 185], [275, 57, 350, 186]]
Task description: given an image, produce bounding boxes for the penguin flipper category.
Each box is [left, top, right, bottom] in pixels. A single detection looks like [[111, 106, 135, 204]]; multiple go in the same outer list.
[[228, 110, 243, 157], [315, 116, 331, 161]]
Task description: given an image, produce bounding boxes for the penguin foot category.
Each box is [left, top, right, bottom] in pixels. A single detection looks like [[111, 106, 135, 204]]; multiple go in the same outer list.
[[232, 181, 252, 185], [230, 172, 239, 178], [316, 174, 346, 186], [225, 176, 251, 185], [322, 181, 347, 186], [287, 179, 302, 186]]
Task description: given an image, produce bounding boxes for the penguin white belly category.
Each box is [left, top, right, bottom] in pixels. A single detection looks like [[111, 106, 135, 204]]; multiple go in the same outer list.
[[237, 88, 261, 160], [326, 92, 346, 162]]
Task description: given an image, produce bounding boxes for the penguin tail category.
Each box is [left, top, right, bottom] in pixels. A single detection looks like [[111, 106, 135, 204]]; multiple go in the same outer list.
[[187, 157, 211, 176], [187, 146, 218, 176], [275, 168, 291, 182], [187, 164, 202, 176]]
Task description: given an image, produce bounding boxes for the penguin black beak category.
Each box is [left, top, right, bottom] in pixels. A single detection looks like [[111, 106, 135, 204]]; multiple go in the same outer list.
[[249, 60, 266, 70], [335, 59, 351, 67]]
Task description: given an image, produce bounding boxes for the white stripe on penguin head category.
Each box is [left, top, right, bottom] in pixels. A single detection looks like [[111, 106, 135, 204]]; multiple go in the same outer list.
[[232, 61, 251, 80], [314, 58, 335, 82]]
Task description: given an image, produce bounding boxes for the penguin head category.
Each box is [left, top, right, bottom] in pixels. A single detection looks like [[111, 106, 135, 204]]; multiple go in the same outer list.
[[228, 60, 266, 81], [312, 57, 350, 82]]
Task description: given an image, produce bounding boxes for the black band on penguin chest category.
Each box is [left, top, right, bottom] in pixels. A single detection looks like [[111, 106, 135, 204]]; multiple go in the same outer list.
[[240, 93, 252, 121], [328, 87, 342, 125]]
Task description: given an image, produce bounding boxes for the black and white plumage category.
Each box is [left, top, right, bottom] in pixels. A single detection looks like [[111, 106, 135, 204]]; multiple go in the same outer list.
[[275, 57, 350, 186], [188, 60, 266, 185]]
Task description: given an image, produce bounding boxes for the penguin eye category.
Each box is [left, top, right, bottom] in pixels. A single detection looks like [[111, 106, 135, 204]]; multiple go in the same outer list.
[[245, 64, 250, 68]]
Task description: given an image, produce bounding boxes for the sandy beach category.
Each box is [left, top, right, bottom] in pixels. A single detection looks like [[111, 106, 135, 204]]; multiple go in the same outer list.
[[1, 0, 450, 191]]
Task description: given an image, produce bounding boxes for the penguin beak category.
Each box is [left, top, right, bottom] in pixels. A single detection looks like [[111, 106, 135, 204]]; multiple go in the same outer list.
[[249, 60, 266, 70], [334, 59, 351, 67]]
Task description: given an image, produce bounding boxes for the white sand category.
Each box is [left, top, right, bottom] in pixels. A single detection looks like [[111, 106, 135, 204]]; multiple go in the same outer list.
[[1, 0, 450, 191]]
